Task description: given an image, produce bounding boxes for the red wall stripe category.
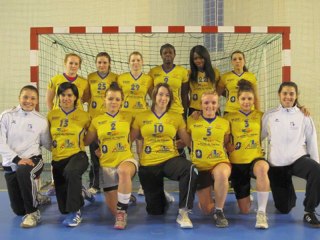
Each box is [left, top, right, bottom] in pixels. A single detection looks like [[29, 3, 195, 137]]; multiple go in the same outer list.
[[30, 27, 53, 50], [235, 26, 251, 33], [102, 26, 119, 33], [282, 66, 291, 82], [201, 26, 218, 33], [135, 26, 152, 33], [168, 26, 185, 33], [268, 26, 290, 49], [69, 26, 86, 33]]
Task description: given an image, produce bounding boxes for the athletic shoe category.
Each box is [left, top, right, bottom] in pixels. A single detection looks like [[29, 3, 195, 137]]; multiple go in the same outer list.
[[82, 185, 95, 203], [164, 190, 175, 203], [303, 212, 320, 228], [87, 187, 99, 195], [255, 211, 269, 229], [137, 185, 144, 196], [46, 185, 56, 196], [114, 210, 127, 230], [176, 208, 193, 229], [37, 192, 51, 205], [63, 210, 82, 227], [20, 210, 41, 228], [129, 194, 137, 206], [213, 209, 229, 228]]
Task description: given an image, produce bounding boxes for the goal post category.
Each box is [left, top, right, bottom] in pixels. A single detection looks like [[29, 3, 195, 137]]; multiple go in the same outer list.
[[30, 25, 291, 185]]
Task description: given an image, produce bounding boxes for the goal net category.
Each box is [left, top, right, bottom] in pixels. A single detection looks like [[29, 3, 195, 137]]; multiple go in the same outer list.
[[30, 26, 290, 186]]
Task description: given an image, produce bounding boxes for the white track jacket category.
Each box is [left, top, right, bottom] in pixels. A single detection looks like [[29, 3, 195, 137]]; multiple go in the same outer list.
[[262, 105, 319, 166], [0, 105, 51, 171]]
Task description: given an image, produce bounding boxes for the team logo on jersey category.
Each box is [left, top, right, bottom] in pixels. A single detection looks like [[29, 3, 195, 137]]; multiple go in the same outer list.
[[156, 146, 170, 153], [112, 143, 126, 152], [235, 142, 241, 150], [145, 146, 151, 154], [142, 120, 152, 124], [195, 149, 202, 158], [101, 145, 108, 153], [61, 139, 74, 149], [241, 128, 253, 133], [134, 102, 143, 109], [207, 150, 222, 159], [245, 140, 258, 149]]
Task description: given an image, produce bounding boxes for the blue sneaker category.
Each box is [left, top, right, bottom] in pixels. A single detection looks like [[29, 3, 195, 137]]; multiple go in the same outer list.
[[82, 186, 95, 203], [63, 210, 82, 227]]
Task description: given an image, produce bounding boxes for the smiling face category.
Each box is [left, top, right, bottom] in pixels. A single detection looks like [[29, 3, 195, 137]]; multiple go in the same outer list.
[[239, 91, 254, 113], [96, 56, 110, 74], [279, 86, 297, 108], [105, 90, 122, 114], [155, 86, 170, 109], [65, 56, 80, 76], [201, 93, 219, 118], [59, 88, 77, 110], [19, 89, 38, 112]]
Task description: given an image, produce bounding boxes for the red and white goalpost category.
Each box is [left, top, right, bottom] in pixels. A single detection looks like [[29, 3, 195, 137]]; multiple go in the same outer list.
[[29, 25, 290, 177]]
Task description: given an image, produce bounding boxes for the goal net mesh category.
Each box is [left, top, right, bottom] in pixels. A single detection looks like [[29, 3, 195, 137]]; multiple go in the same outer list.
[[37, 31, 283, 185]]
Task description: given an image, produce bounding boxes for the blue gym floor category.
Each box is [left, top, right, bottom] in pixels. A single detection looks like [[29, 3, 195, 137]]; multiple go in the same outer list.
[[0, 191, 320, 240]]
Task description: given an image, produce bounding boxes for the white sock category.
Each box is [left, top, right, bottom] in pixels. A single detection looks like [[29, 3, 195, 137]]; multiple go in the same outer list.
[[257, 191, 269, 213], [118, 192, 131, 204]]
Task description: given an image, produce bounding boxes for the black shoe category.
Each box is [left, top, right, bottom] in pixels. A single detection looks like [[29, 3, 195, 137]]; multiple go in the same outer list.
[[303, 212, 320, 228]]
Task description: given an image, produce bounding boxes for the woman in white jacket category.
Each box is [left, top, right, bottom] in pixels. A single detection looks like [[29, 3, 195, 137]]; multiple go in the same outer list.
[[262, 81, 320, 227], [0, 85, 51, 228]]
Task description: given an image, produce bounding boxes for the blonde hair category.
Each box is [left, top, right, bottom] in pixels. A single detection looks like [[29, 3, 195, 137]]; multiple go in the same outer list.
[[128, 51, 143, 62], [200, 90, 219, 103], [64, 53, 82, 69]]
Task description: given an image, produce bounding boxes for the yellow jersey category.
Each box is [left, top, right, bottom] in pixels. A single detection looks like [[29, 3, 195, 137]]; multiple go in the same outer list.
[[149, 65, 188, 114], [87, 71, 118, 118], [117, 72, 152, 113], [48, 74, 89, 110], [89, 111, 133, 168], [48, 108, 90, 161], [132, 110, 186, 166], [187, 115, 230, 171], [218, 71, 257, 113], [189, 68, 220, 110], [224, 110, 264, 164]]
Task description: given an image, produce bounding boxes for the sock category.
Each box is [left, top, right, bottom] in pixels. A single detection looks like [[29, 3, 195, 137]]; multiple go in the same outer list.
[[215, 207, 223, 212], [257, 191, 269, 213], [117, 192, 131, 211]]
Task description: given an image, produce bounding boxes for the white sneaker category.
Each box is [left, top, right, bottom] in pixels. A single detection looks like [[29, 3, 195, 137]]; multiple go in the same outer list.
[[137, 185, 144, 196], [87, 187, 99, 195], [255, 211, 268, 229], [20, 210, 41, 228], [176, 208, 193, 228], [164, 190, 175, 203]]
